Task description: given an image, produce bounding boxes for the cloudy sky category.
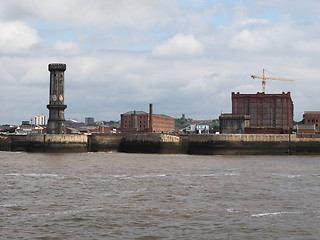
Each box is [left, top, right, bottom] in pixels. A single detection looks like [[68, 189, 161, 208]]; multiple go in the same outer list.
[[1, 0, 319, 124]]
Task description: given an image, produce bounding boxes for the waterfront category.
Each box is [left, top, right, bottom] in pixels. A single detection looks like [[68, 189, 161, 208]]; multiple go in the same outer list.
[[1, 152, 320, 239]]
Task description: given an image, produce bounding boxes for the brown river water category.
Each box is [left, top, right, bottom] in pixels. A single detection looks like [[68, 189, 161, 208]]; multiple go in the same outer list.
[[1, 152, 320, 239]]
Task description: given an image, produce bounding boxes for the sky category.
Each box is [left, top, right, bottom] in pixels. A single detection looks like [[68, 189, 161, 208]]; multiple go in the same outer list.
[[1, 0, 320, 124]]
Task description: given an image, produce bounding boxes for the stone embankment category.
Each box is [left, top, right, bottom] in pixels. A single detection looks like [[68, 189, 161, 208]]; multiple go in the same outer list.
[[2, 133, 320, 155]]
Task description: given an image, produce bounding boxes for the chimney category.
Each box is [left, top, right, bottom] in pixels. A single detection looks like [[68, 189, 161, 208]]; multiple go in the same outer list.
[[131, 110, 138, 130], [149, 103, 153, 132]]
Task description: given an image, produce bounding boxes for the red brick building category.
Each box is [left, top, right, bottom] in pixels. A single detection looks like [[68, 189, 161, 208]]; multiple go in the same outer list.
[[303, 111, 320, 132], [120, 104, 175, 133], [232, 92, 293, 131]]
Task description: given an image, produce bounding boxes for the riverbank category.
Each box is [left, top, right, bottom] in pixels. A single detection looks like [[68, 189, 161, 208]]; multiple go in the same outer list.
[[1, 133, 320, 155]]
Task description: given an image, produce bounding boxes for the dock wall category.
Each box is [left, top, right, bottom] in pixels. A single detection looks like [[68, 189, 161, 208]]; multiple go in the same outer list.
[[2, 133, 320, 155], [188, 134, 320, 155], [9, 134, 88, 152]]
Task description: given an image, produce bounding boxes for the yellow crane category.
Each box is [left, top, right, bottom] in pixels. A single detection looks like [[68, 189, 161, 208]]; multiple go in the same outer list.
[[251, 69, 294, 93]]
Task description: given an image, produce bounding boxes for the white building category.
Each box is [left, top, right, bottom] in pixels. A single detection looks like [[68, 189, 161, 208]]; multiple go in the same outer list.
[[35, 115, 47, 126]]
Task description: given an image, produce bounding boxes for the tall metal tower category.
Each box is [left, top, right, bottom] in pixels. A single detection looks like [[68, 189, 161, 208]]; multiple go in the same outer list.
[[46, 63, 67, 134]]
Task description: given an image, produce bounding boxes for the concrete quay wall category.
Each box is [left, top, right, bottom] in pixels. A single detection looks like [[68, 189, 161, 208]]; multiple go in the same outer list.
[[120, 133, 181, 154], [88, 133, 181, 154], [3, 133, 320, 155], [0, 135, 11, 151], [188, 134, 320, 155], [189, 134, 291, 142], [9, 134, 88, 152]]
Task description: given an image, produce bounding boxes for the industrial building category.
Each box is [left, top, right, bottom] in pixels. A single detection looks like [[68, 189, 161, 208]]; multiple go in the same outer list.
[[303, 111, 320, 132], [220, 92, 294, 134], [232, 92, 293, 131], [120, 104, 175, 133]]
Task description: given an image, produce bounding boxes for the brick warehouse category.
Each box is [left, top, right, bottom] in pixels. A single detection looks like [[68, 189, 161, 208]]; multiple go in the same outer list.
[[120, 104, 175, 133], [303, 111, 320, 133], [232, 92, 294, 131]]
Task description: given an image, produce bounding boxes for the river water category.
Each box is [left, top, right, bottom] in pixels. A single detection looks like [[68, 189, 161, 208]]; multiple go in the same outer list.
[[1, 152, 320, 239]]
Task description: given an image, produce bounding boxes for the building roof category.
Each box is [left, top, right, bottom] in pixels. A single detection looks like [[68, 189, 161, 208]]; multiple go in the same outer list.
[[304, 111, 320, 114], [154, 114, 171, 117], [123, 111, 148, 115], [122, 111, 171, 118]]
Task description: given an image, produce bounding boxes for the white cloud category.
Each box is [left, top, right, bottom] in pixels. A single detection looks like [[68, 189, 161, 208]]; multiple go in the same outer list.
[[0, 0, 176, 30], [2, 1, 320, 123], [0, 21, 40, 53], [229, 29, 270, 51], [152, 33, 204, 57], [53, 40, 78, 51]]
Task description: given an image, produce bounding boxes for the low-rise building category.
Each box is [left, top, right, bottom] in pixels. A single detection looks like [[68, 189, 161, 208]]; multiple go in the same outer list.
[[15, 124, 46, 135], [180, 124, 210, 134]]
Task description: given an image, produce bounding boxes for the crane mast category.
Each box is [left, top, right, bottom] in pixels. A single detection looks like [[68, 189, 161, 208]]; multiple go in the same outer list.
[[251, 69, 294, 93]]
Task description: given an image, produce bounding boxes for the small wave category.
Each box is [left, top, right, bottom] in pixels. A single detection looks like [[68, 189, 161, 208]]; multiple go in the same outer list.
[[251, 211, 302, 217], [112, 173, 167, 179], [271, 173, 301, 178], [5, 173, 59, 178], [227, 208, 240, 213], [31, 207, 105, 218], [1, 204, 27, 211], [135, 173, 167, 178]]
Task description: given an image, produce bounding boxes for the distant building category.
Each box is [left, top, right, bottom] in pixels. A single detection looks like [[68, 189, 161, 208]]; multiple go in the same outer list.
[[35, 115, 47, 126], [232, 92, 293, 132], [15, 124, 46, 135], [120, 104, 175, 133], [303, 111, 320, 133], [85, 117, 94, 125], [180, 124, 210, 134], [219, 114, 250, 134]]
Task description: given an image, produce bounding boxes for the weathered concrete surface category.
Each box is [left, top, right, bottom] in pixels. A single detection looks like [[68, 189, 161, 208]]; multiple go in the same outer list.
[[188, 134, 320, 155], [88, 134, 124, 152], [120, 133, 181, 154], [9, 134, 88, 152], [0, 135, 11, 151], [10, 135, 28, 151], [88, 133, 181, 154], [4, 133, 320, 155]]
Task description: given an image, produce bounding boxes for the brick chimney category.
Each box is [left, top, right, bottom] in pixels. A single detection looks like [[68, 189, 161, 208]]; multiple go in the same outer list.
[[149, 103, 153, 132]]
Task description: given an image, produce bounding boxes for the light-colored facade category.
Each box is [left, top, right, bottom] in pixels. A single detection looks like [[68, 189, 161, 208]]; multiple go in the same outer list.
[[35, 115, 47, 126]]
